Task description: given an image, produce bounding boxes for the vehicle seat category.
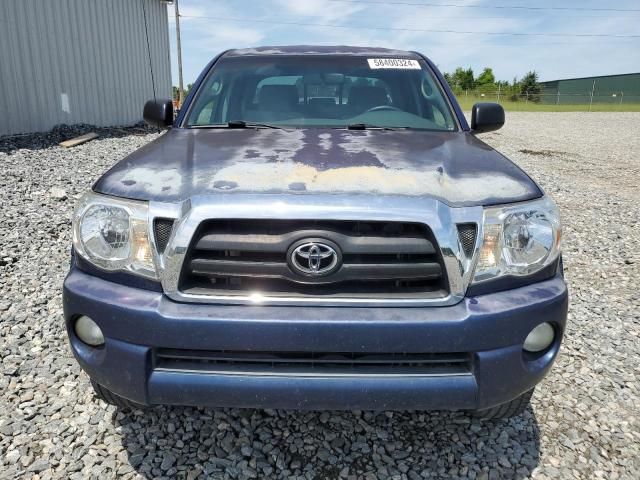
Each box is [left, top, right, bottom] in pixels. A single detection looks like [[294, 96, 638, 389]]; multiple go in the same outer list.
[[308, 97, 337, 107], [306, 97, 341, 119], [258, 85, 299, 111], [348, 86, 389, 112]]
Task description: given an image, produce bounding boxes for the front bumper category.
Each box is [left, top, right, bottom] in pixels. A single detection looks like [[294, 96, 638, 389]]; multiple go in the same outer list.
[[63, 267, 568, 410]]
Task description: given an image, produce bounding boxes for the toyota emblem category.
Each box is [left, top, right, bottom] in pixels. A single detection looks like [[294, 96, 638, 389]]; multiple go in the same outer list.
[[289, 240, 341, 276]]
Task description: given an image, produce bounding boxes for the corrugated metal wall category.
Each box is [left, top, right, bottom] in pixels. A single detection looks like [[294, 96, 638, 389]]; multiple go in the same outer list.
[[541, 73, 640, 104], [0, 0, 171, 136]]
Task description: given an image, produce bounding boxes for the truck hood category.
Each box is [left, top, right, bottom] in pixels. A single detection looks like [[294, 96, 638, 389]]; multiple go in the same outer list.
[[93, 128, 541, 207]]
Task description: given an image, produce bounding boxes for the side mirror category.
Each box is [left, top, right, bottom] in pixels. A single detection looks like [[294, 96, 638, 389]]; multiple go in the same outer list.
[[143, 99, 173, 128], [470, 102, 504, 133]]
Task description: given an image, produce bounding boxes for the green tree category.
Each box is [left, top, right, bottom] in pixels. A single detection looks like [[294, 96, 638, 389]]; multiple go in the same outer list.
[[507, 76, 520, 101], [450, 67, 475, 91], [475, 68, 496, 94], [520, 71, 541, 103], [476, 68, 495, 87]]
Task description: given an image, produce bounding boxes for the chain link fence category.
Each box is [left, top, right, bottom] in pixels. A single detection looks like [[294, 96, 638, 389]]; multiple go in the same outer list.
[[451, 74, 640, 110], [455, 90, 639, 106]]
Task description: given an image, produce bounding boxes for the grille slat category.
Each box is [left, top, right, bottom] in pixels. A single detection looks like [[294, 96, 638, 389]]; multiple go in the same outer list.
[[190, 258, 442, 283], [155, 349, 472, 377], [180, 220, 448, 299], [196, 231, 436, 254]]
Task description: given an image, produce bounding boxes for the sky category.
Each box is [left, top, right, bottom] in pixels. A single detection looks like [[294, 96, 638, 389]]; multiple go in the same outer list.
[[166, 0, 640, 85]]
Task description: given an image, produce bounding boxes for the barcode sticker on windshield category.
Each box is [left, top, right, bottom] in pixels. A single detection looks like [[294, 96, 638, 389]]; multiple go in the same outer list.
[[367, 58, 421, 69]]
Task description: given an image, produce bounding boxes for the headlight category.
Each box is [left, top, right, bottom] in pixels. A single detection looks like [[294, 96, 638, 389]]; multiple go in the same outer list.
[[472, 196, 561, 284], [80, 205, 131, 261], [73, 192, 157, 279]]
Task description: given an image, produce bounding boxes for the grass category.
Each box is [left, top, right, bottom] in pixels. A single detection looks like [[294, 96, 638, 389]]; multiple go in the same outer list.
[[455, 97, 640, 112]]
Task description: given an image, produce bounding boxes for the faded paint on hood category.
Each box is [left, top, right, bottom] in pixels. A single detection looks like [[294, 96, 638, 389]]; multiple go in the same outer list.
[[93, 128, 542, 207]]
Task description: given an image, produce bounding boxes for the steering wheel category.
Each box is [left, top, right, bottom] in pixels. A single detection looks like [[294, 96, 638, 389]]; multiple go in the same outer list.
[[365, 105, 403, 113]]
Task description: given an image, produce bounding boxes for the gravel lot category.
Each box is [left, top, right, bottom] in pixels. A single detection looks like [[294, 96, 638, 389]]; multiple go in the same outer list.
[[1, 113, 639, 479]]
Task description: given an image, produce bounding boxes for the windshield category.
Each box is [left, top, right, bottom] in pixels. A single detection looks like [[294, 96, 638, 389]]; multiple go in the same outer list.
[[184, 55, 458, 131]]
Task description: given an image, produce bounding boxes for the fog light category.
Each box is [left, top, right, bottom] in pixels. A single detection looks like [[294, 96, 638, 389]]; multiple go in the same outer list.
[[523, 322, 555, 353], [74, 316, 105, 346]]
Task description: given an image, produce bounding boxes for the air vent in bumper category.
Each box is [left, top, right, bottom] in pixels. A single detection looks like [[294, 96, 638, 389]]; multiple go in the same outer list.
[[153, 218, 175, 254], [456, 223, 478, 258], [155, 349, 473, 377]]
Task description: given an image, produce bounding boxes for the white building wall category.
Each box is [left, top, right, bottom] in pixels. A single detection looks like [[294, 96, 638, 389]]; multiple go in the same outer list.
[[0, 0, 172, 136]]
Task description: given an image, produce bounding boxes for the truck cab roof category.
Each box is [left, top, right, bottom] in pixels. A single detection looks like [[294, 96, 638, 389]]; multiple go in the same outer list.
[[223, 45, 422, 58]]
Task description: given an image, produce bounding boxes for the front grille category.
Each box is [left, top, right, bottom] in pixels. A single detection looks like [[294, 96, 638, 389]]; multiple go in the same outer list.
[[155, 349, 472, 377], [179, 220, 448, 299]]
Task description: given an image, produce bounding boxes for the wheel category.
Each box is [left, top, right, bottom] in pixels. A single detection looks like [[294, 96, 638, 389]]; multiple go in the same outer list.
[[472, 388, 534, 419], [90, 379, 145, 410]]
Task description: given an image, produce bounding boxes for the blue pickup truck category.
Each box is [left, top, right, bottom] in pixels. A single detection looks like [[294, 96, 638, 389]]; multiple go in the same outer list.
[[63, 46, 567, 418]]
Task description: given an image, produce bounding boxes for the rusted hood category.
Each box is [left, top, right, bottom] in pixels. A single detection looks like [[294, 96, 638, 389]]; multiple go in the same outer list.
[[93, 128, 541, 207]]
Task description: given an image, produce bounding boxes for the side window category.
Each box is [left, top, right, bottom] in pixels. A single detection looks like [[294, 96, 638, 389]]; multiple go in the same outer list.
[[420, 74, 451, 129], [432, 107, 446, 126], [195, 100, 215, 124], [191, 79, 224, 125]]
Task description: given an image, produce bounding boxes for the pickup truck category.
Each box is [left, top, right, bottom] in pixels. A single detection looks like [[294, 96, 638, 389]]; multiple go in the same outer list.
[[63, 46, 567, 418]]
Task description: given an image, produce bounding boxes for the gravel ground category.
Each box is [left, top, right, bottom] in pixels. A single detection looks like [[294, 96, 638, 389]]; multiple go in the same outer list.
[[1, 113, 639, 479]]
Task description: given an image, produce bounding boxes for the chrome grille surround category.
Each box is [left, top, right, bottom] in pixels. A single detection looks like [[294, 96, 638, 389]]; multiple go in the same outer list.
[[181, 220, 446, 298], [149, 194, 484, 307]]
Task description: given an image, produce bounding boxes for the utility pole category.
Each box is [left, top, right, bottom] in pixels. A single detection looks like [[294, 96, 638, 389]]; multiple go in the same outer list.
[[588, 79, 596, 112], [175, 0, 184, 108]]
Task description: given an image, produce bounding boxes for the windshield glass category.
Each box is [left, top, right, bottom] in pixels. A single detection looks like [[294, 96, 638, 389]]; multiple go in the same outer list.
[[184, 55, 458, 131]]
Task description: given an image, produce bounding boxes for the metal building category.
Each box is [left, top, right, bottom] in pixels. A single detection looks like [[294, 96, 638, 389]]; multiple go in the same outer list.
[[540, 73, 640, 105], [0, 0, 171, 136]]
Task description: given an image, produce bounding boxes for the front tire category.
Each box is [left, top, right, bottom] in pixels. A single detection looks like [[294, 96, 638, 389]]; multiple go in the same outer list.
[[472, 388, 534, 419], [90, 379, 145, 410]]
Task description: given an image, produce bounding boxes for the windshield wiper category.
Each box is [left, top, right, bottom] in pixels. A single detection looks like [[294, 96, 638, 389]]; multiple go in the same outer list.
[[188, 121, 287, 130], [227, 120, 285, 130], [345, 123, 408, 131]]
